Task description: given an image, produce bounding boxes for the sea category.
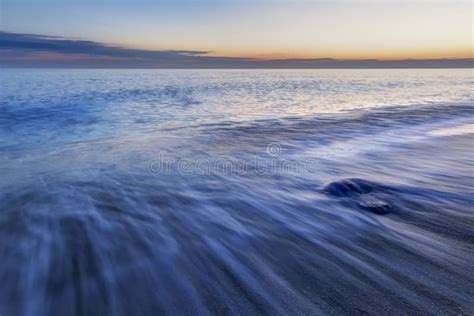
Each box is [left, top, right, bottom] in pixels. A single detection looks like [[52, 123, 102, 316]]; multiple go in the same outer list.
[[0, 68, 473, 315]]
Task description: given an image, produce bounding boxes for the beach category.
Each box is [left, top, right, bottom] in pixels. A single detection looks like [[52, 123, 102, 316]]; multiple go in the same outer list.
[[0, 69, 473, 315]]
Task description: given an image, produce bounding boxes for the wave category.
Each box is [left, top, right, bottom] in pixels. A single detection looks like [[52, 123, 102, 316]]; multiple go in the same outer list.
[[1, 105, 474, 315], [1, 171, 473, 315]]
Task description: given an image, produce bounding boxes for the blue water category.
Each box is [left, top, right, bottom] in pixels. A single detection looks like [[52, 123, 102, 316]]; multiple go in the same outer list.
[[1, 69, 473, 315]]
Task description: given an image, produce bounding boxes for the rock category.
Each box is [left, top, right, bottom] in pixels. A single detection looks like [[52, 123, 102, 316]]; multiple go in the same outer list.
[[323, 178, 376, 197], [323, 179, 393, 215], [357, 195, 391, 215]]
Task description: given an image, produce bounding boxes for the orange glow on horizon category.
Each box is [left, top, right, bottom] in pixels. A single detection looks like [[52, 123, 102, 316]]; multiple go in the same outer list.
[[187, 49, 474, 61], [119, 41, 473, 61]]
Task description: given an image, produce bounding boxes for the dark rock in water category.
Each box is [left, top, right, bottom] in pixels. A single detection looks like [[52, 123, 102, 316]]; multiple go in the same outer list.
[[323, 178, 379, 197], [357, 194, 392, 215], [323, 179, 392, 215]]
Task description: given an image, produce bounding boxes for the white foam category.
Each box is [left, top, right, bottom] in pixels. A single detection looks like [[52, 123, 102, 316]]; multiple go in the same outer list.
[[428, 123, 474, 136]]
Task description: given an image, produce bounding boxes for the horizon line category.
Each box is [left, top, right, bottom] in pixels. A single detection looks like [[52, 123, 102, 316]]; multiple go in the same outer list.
[[1, 31, 472, 69]]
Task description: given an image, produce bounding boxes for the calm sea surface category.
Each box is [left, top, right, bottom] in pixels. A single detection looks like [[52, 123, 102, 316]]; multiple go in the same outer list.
[[1, 69, 473, 315]]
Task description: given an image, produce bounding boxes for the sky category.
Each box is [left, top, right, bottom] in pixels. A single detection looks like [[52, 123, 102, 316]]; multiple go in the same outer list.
[[0, 0, 472, 68]]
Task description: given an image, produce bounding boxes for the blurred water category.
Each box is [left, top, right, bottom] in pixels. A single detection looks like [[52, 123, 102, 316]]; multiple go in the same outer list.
[[0, 69, 473, 315]]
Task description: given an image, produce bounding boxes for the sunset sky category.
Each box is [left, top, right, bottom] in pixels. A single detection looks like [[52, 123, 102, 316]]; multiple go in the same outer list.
[[0, 0, 472, 67]]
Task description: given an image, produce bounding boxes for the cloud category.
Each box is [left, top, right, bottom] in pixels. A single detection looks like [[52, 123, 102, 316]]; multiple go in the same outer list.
[[0, 31, 210, 59], [0, 31, 472, 68]]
